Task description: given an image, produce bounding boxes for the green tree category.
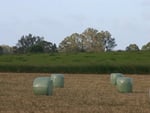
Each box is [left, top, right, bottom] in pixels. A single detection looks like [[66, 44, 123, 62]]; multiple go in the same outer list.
[[141, 42, 150, 51], [126, 44, 140, 51], [38, 41, 57, 53], [29, 44, 44, 53], [16, 34, 57, 53], [0, 46, 3, 54], [16, 33, 44, 53], [12, 46, 18, 54], [51, 43, 58, 53]]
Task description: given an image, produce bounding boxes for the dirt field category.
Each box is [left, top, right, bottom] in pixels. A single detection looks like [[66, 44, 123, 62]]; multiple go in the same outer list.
[[0, 73, 150, 113]]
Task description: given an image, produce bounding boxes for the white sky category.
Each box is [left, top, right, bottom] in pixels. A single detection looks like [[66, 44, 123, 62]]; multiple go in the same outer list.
[[0, 0, 150, 50]]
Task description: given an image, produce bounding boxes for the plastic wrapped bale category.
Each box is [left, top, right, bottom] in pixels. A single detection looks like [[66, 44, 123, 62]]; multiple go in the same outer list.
[[110, 73, 124, 85], [33, 77, 53, 96], [116, 77, 133, 93], [51, 74, 64, 88]]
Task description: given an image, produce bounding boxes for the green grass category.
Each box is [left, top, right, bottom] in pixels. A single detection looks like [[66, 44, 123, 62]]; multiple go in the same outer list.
[[0, 51, 150, 73]]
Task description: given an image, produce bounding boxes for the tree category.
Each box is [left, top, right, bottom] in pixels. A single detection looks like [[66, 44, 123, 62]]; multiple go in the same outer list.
[[51, 43, 58, 53], [59, 28, 117, 52], [16, 34, 57, 53], [29, 44, 44, 53], [12, 46, 18, 54], [0, 45, 13, 54], [59, 33, 83, 52], [95, 31, 117, 51], [126, 44, 139, 51], [0, 46, 3, 54], [141, 42, 150, 51], [82, 28, 101, 52], [38, 41, 57, 53], [16, 34, 44, 53]]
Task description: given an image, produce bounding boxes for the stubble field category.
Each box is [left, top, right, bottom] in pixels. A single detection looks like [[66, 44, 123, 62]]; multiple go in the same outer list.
[[0, 73, 150, 113]]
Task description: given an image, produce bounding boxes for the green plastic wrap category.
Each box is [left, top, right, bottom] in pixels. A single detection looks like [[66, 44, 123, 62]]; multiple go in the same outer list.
[[116, 77, 133, 93], [110, 73, 124, 85], [33, 77, 53, 96], [51, 74, 64, 88]]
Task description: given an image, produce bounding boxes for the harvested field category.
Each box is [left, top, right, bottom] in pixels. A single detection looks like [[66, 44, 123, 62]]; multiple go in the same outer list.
[[0, 73, 150, 113]]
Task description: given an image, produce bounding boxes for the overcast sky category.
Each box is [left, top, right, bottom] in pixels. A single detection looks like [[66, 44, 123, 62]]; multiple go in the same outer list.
[[0, 0, 150, 50]]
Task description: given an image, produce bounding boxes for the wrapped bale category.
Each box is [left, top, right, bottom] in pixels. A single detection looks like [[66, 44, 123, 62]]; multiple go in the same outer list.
[[33, 77, 53, 96], [110, 73, 124, 85], [51, 74, 64, 88], [116, 77, 133, 93]]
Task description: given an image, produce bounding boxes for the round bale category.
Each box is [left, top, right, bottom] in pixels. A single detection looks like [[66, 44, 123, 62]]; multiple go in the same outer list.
[[116, 77, 133, 93], [33, 77, 53, 96], [110, 73, 124, 85], [51, 74, 64, 88]]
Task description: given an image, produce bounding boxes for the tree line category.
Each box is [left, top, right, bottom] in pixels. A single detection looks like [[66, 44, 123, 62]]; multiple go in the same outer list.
[[0, 27, 150, 54]]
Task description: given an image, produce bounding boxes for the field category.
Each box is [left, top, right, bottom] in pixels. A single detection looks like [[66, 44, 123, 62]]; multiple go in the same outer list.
[[0, 51, 150, 74], [0, 73, 150, 113]]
